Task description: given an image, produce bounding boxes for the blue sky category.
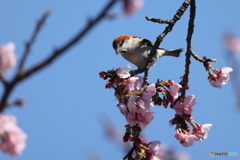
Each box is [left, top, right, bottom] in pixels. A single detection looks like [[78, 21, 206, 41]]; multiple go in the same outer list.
[[0, 0, 240, 160]]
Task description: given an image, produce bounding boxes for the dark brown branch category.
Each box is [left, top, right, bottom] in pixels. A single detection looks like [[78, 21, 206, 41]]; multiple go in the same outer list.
[[142, 70, 149, 87], [18, 10, 51, 73], [180, 0, 196, 98], [147, 0, 191, 68], [0, 0, 118, 113], [190, 50, 217, 68], [145, 16, 173, 24], [134, 0, 191, 88], [19, 0, 117, 81], [0, 74, 8, 87], [123, 145, 136, 160]]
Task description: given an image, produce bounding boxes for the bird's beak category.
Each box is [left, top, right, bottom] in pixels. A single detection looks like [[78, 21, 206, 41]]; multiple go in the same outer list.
[[115, 50, 119, 55]]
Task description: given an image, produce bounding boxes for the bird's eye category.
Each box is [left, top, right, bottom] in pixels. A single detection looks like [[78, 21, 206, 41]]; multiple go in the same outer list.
[[119, 41, 124, 47]]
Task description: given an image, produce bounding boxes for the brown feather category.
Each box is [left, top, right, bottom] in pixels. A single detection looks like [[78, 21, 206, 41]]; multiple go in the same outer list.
[[112, 34, 132, 49]]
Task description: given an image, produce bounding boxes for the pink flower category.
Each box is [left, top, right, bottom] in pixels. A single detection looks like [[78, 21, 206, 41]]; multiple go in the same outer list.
[[150, 156, 161, 160], [118, 79, 155, 129], [126, 112, 136, 126], [173, 95, 195, 115], [173, 103, 184, 115], [125, 111, 154, 129], [172, 153, 190, 160], [208, 67, 233, 88], [183, 95, 195, 115], [208, 74, 222, 88], [124, 76, 143, 93], [149, 141, 161, 160], [139, 84, 156, 112], [117, 103, 128, 116], [193, 123, 212, 141], [0, 42, 16, 72], [116, 64, 131, 78], [127, 95, 139, 113], [137, 111, 154, 129], [223, 34, 240, 57], [149, 141, 161, 155], [175, 132, 196, 147], [0, 114, 27, 156], [123, 0, 143, 16], [217, 67, 233, 83], [125, 84, 155, 129], [169, 81, 182, 101], [146, 83, 156, 96]]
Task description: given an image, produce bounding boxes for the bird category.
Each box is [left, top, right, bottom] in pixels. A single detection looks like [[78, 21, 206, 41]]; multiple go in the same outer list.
[[112, 34, 183, 69]]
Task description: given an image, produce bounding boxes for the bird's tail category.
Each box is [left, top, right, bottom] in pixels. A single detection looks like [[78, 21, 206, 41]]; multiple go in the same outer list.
[[164, 48, 184, 57]]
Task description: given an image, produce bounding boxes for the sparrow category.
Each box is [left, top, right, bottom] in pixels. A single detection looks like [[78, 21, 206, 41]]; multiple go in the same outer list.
[[112, 34, 183, 69]]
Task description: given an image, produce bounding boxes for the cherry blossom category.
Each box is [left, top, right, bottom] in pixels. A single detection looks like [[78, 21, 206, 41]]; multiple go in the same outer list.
[[173, 95, 195, 115], [149, 141, 161, 160], [123, 0, 143, 16], [117, 79, 156, 129], [117, 103, 128, 116], [0, 42, 16, 72], [169, 81, 182, 101], [116, 64, 131, 78], [193, 123, 212, 141], [137, 111, 154, 129], [208, 67, 233, 88], [124, 76, 143, 93], [149, 141, 161, 155], [183, 95, 195, 115], [223, 34, 240, 57], [0, 114, 27, 156], [175, 132, 196, 147]]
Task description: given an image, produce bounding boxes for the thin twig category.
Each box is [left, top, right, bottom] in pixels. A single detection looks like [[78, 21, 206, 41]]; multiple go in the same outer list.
[[20, 0, 118, 81], [138, 0, 191, 88], [18, 10, 51, 73], [146, 0, 191, 66], [123, 145, 136, 160], [0, 0, 118, 112], [145, 16, 173, 24], [180, 0, 196, 98]]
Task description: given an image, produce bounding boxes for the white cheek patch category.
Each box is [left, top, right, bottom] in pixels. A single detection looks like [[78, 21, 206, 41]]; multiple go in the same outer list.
[[123, 38, 133, 50]]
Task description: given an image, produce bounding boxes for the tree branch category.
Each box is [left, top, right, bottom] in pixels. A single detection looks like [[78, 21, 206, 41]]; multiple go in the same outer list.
[[180, 0, 196, 98], [146, 0, 191, 66], [0, 0, 118, 112], [21, 0, 118, 81], [18, 10, 51, 73], [123, 145, 136, 160], [136, 0, 191, 87], [0, 74, 8, 87], [145, 16, 173, 25]]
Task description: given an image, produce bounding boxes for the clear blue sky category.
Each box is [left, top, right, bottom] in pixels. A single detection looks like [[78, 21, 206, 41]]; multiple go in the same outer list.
[[0, 0, 240, 160]]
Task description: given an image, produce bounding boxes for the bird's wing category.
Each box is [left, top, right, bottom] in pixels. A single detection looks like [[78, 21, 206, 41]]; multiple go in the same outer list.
[[135, 37, 165, 50]]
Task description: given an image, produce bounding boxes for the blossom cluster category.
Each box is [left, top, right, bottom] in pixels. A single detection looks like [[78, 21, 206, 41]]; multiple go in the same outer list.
[[0, 114, 27, 156], [150, 79, 213, 147], [171, 95, 212, 147], [0, 43, 27, 157], [122, 125, 162, 160], [100, 65, 156, 130], [99, 63, 232, 157]]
